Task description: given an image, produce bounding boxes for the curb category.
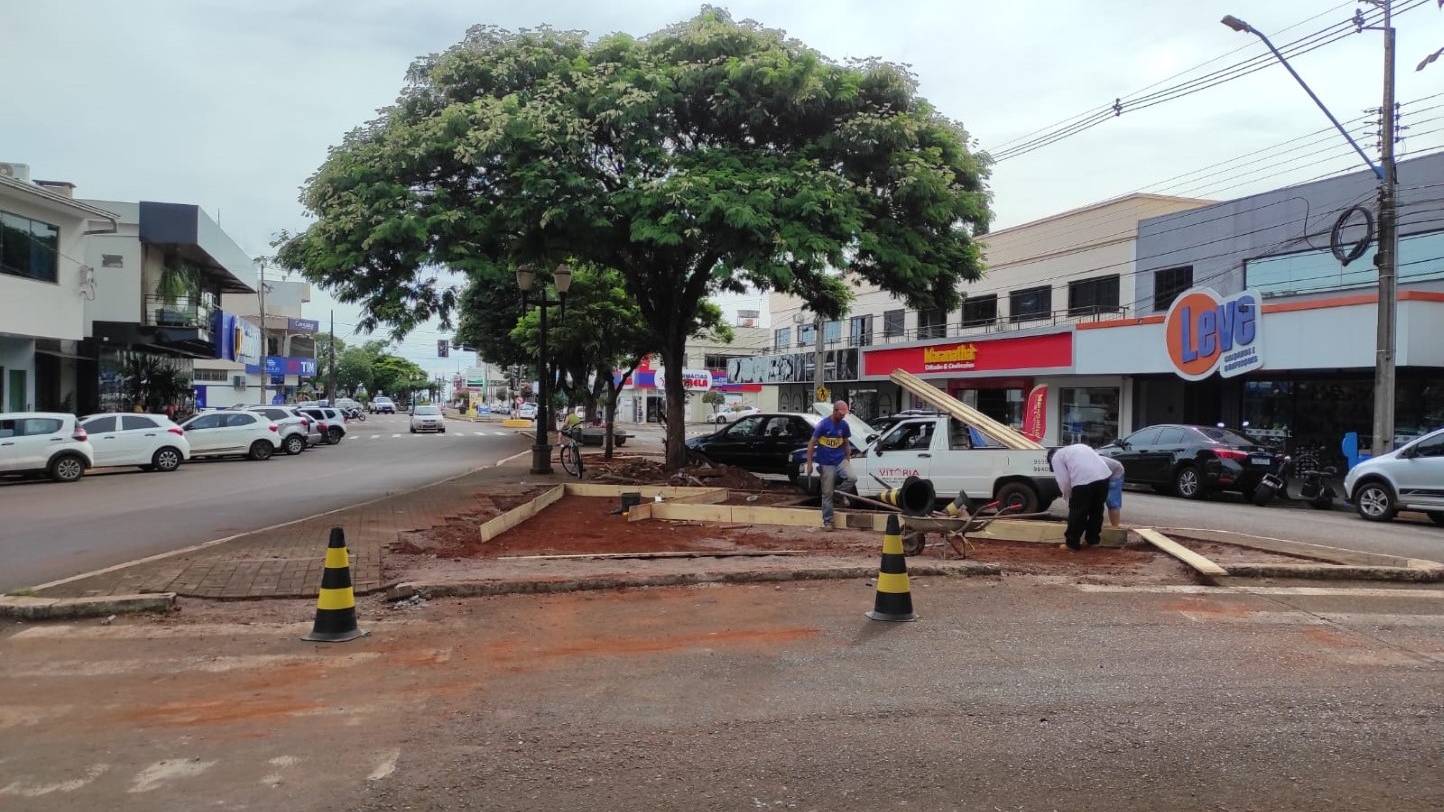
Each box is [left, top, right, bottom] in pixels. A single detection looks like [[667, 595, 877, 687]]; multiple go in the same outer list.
[[1160, 526, 1433, 569], [1219, 563, 1444, 583], [0, 592, 176, 620], [388, 561, 1002, 600]]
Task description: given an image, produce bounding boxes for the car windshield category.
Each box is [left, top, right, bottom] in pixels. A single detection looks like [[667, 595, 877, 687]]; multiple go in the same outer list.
[[415, 406, 440, 415], [1196, 427, 1258, 446]]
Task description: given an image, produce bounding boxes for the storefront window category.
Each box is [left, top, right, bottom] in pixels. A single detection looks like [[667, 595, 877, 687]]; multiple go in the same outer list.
[[1246, 230, 1444, 297], [959, 388, 1025, 429], [1060, 387, 1120, 446]]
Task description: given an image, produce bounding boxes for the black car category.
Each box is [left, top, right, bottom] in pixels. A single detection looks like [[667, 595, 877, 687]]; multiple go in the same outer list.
[[684, 413, 819, 474], [1098, 424, 1285, 500]]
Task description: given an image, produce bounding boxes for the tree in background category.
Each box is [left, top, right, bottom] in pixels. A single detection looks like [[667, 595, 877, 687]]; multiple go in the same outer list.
[[702, 390, 727, 416], [277, 8, 990, 469]]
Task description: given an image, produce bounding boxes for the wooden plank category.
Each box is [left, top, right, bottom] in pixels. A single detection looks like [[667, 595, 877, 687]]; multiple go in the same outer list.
[[478, 484, 566, 542], [564, 483, 724, 499], [669, 489, 731, 505], [889, 369, 1041, 450], [649, 503, 735, 523], [624, 502, 654, 522], [1135, 528, 1229, 577], [498, 550, 808, 561]]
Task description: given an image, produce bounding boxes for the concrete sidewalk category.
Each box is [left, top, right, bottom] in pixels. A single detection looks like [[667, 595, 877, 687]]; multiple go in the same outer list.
[[32, 462, 558, 600]]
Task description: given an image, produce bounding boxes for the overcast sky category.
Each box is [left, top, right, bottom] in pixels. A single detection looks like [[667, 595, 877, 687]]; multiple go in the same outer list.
[[6, 1, 1442, 372]]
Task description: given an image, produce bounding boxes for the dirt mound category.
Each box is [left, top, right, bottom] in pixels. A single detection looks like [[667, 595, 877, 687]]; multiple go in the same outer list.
[[669, 464, 766, 490], [584, 456, 769, 491]]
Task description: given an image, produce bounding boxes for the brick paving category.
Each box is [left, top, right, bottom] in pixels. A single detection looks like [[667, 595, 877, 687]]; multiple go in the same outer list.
[[36, 462, 559, 600]]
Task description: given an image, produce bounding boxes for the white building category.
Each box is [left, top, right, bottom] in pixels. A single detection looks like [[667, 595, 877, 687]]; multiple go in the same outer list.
[[0, 164, 118, 412], [192, 279, 318, 408]]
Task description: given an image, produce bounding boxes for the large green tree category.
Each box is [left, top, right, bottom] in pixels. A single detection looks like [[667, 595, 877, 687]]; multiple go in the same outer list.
[[277, 8, 991, 468]]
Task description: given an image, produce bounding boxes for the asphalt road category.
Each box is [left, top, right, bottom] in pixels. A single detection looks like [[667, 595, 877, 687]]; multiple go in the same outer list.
[[0, 414, 529, 591], [1072, 488, 1444, 564], [4, 578, 1439, 810]]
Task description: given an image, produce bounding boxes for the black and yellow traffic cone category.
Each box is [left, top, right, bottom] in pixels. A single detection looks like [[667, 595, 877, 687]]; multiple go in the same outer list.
[[866, 513, 917, 622], [302, 527, 367, 643]]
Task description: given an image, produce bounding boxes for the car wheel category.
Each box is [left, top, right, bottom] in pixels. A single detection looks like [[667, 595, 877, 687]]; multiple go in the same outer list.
[[152, 446, 183, 472], [410, 427, 417, 434], [328, 428, 343, 444], [1354, 480, 1397, 522], [49, 454, 86, 483], [284, 434, 305, 455], [1429, 511, 1444, 527], [1174, 464, 1205, 499], [440, 427, 446, 433], [248, 440, 274, 461], [995, 481, 1040, 514]]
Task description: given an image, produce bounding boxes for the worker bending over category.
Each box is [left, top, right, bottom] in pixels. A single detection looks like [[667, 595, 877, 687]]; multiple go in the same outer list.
[[1048, 443, 1114, 550]]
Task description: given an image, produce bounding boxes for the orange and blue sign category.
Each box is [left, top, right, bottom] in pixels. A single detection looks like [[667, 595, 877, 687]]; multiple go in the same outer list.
[[1164, 287, 1264, 381]]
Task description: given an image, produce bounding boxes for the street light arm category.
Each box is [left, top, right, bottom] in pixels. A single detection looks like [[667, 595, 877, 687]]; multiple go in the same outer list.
[[1223, 15, 1384, 180]]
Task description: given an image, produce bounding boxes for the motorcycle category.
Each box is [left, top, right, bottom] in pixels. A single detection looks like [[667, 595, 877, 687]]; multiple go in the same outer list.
[[1250, 447, 1336, 509]]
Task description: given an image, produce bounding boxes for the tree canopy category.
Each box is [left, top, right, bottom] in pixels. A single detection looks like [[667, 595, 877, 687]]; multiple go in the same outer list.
[[277, 7, 991, 467]]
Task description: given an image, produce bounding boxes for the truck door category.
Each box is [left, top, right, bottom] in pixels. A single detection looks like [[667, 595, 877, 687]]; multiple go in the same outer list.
[[866, 419, 934, 493]]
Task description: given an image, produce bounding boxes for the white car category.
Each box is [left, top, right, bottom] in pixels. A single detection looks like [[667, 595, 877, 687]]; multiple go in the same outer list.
[[0, 412, 94, 482], [410, 404, 446, 433], [518, 402, 538, 419], [371, 396, 396, 415], [713, 405, 760, 424], [79, 413, 191, 472], [243, 406, 317, 454], [177, 411, 282, 460], [1344, 426, 1444, 524]]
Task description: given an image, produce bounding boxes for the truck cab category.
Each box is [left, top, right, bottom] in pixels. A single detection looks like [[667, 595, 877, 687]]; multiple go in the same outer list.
[[855, 416, 1059, 513]]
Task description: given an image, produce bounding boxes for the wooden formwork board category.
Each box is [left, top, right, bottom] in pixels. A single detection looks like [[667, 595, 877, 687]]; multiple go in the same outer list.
[[563, 483, 727, 502], [1135, 528, 1228, 577], [478, 484, 567, 542], [889, 369, 1042, 450], [968, 520, 1127, 547]]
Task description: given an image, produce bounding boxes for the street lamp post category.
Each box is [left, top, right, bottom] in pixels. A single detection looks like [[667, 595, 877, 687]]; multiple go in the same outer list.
[[515, 264, 573, 475], [1221, 8, 1398, 455]]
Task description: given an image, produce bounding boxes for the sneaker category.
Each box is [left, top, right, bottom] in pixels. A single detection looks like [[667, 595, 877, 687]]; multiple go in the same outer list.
[[822, 523, 836, 532]]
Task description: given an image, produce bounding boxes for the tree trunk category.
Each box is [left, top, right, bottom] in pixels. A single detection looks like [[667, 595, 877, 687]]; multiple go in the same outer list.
[[603, 379, 617, 460], [661, 332, 688, 471]]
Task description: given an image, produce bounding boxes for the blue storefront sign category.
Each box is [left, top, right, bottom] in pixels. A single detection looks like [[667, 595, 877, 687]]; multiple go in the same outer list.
[[193, 386, 207, 409], [288, 318, 320, 334], [253, 356, 318, 378]]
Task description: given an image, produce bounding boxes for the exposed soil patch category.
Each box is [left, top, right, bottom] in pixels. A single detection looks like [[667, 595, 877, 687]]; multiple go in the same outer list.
[[584, 456, 775, 491]]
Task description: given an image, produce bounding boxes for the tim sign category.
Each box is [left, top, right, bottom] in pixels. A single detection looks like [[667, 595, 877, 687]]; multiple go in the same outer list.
[[1164, 287, 1263, 381]]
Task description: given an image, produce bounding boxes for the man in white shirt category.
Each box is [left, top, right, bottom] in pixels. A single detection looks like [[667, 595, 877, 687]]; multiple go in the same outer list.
[[1047, 443, 1115, 550]]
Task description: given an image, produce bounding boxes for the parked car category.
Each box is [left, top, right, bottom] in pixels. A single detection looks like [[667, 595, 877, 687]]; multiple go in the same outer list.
[[177, 411, 281, 460], [712, 404, 760, 424], [686, 412, 864, 475], [1344, 426, 1444, 524], [410, 404, 446, 433], [79, 413, 190, 472], [1098, 424, 1285, 500], [298, 407, 348, 444], [371, 397, 396, 415], [518, 402, 538, 420], [242, 406, 316, 454], [789, 412, 1059, 513], [0, 412, 94, 482]]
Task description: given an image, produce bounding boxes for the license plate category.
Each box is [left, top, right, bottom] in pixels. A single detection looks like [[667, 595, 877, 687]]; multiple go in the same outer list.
[[1250, 456, 1272, 466]]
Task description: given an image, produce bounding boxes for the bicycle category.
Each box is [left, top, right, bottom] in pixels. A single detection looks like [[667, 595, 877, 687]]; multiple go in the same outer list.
[[559, 425, 585, 479]]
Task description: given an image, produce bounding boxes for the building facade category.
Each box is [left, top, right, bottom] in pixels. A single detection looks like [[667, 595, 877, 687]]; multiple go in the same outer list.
[[617, 326, 772, 423], [193, 280, 318, 408]]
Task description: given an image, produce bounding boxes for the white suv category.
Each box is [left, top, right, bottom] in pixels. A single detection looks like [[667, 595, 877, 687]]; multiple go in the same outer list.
[[1345, 427, 1444, 525], [0, 413, 95, 482], [79, 413, 191, 472], [177, 411, 281, 460]]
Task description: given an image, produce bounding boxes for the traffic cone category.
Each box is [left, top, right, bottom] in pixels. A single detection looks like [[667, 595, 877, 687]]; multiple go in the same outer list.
[[302, 527, 367, 642], [866, 514, 917, 622]]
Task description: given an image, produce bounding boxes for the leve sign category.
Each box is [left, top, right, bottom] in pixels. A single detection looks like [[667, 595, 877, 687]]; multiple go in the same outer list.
[[1164, 287, 1264, 381]]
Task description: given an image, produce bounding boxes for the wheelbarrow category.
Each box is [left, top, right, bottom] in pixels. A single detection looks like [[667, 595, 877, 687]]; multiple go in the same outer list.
[[898, 500, 1036, 557]]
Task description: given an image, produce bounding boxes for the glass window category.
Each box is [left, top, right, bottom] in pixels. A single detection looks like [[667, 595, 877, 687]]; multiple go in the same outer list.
[[725, 415, 764, 437], [193, 369, 228, 382], [961, 295, 997, 327], [0, 420, 13, 438], [1068, 275, 1120, 316], [774, 327, 791, 351], [120, 416, 155, 431], [1413, 432, 1444, 458], [1125, 427, 1162, 447], [82, 417, 117, 433], [1060, 387, 1120, 446], [948, 419, 974, 450], [0, 209, 60, 283], [415, 405, 441, 415], [1156, 427, 1186, 446], [917, 308, 948, 339], [225, 413, 256, 427], [1009, 286, 1051, 322], [878, 421, 934, 451], [849, 314, 873, 347], [1153, 266, 1193, 312], [823, 320, 842, 345], [1195, 426, 1256, 445], [1246, 230, 1444, 297], [16, 418, 62, 436], [186, 414, 223, 430], [883, 309, 905, 338], [797, 322, 816, 347]]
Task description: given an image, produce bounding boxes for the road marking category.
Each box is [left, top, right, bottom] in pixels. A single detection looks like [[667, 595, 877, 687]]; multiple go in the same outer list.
[[370, 434, 380, 439], [367, 749, 401, 781], [391, 433, 401, 438], [473, 432, 486, 436], [2, 652, 382, 678], [1076, 584, 1444, 599], [0, 764, 109, 797], [493, 431, 509, 436], [128, 759, 217, 794]]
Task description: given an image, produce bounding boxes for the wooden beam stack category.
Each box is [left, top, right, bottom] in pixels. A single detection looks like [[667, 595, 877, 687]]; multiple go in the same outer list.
[[888, 369, 1043, 450]]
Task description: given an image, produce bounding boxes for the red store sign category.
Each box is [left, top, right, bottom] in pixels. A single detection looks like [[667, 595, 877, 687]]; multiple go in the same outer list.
[[862, 332, 1072, 377]]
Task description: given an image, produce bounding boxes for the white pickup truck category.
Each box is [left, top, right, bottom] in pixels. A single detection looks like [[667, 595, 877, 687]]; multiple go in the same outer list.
[[850, 414, 1059, 513]]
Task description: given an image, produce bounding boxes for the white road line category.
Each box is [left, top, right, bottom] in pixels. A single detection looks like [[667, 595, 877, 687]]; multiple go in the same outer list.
[[1076, 584, 1444, 599], [1180, 610, 1444, 627], [473, 432, 486, 436], [128, 759, 217, 794], [391, 433, 401, 438], [493, 431, 508, 436]]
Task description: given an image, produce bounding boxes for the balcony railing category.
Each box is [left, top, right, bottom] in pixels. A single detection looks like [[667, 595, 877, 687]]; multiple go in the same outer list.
[[144, 295, 215, 332], [799, 305, 1131, 350]]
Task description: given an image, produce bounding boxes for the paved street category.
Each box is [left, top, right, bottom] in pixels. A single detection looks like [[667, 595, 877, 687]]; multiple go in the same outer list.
[[0, 415, 529, 592], [1, 578, 1439, 810]]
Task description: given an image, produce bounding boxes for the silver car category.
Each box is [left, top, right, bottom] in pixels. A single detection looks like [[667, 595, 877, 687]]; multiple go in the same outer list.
[[1344, 427, 1444, 524], [410, 405, 445, 433]]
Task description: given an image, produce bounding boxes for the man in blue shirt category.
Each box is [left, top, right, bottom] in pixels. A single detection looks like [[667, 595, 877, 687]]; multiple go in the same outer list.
[[805, 401, 855, 530]]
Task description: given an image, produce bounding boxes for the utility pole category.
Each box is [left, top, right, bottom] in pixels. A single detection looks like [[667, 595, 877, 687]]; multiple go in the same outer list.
[[256, 257, 267, 407], [812, 313, 826, 405], [1371, 0, 1399, 456], [328, 309, 338, 405]]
